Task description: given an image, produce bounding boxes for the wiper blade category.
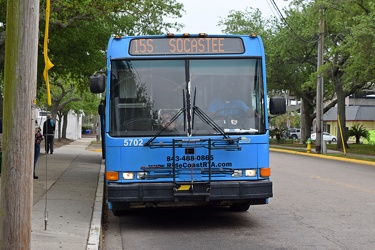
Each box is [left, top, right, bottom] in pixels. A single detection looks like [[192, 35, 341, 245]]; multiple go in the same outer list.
[[144, 108, 185, 146], [193, 106, 231, 140]]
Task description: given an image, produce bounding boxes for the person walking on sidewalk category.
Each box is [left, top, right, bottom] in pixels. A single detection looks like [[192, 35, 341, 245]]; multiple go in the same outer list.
[[43, 114, 55, 154], [34, 125, 43, 179]]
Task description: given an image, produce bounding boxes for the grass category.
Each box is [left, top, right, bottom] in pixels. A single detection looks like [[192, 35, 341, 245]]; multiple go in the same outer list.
[[334, 143, 375, 156], [270, 138, 375, 163]]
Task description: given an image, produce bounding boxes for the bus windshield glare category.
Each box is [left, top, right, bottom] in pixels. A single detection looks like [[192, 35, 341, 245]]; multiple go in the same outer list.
[[109, 58, 265, 137]]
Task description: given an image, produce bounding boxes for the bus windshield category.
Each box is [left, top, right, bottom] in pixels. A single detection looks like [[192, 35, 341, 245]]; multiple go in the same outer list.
[[109, 58, 265, 137]]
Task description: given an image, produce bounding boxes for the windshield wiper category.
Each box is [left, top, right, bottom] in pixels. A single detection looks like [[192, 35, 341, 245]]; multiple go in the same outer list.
[[144, 108, 185, 146], [193, 106, 231, 141], [192, 87, 231, 141]]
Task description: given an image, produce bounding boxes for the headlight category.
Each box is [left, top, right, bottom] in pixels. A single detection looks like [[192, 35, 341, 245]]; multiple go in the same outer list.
[[123, 172, 134, 180], [137, 172, 148, 179], [232, 170, 243, 177], [245, 169, 257, 177]]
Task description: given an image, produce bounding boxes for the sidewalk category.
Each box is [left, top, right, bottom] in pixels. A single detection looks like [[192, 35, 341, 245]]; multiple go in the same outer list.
[[31, 137, 104, 250]]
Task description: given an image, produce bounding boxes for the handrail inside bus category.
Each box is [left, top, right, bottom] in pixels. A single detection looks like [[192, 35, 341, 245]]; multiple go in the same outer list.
[[117, 103, 147, 108]]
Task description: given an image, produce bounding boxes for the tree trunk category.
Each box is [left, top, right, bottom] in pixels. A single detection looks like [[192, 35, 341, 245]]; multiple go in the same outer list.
[[62, 113, 68, 139], [57, 112, 62, 141], [0, 0, 39, 249], [335, 80, 349, 150], [300, 98, 315, 143]]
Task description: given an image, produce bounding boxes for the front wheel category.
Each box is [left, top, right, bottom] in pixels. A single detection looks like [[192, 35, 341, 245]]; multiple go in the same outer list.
[[112, 209, 124, 216], [112, 209, 132, 216], [229, 203, 250, 212]]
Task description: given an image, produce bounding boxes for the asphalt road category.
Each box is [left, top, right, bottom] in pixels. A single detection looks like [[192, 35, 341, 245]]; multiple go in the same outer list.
[[103, 151, 375, 250]]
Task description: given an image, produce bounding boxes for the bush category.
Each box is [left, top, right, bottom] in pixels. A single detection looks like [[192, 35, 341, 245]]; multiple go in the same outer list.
[[347, 123, 370, 144], [82, 124, 92, 131]]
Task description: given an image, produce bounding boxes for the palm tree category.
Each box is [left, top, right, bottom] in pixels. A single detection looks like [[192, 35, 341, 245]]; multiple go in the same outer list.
[[347, 123, 370, 144]]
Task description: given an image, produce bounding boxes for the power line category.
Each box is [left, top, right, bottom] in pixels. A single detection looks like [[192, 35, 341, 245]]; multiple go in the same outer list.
[[270, 0, 319, 44], [265, 0, 278, 18]]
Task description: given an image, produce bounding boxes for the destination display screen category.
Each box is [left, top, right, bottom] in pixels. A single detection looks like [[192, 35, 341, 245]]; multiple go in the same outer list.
[[129, 37, 244, 55]]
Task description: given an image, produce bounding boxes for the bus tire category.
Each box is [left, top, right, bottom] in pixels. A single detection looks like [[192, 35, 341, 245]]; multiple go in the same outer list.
[[112, 209, 122, 216], [230, 203, 250, 212], [112, 209, 130, 216]]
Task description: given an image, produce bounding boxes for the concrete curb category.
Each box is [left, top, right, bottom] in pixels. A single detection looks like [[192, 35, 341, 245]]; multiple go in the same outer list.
[[270, 147, 375, 167], [87, 161, 105, 250]]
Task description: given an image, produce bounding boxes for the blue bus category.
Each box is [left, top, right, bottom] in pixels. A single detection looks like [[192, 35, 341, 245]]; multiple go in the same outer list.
[[90, 34, 285, 215]]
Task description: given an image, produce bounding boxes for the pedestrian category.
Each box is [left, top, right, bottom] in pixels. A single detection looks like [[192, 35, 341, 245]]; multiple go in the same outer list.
[[34, 125, 43, 179], [43, 114, 55, 154]]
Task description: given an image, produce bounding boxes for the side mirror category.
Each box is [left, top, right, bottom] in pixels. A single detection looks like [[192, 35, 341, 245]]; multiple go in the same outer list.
[[90, 73, 106, 93], [269, 97, 286, 115]]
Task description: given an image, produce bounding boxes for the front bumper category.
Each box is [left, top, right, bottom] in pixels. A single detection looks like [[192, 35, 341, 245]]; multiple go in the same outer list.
[[107, 180, 272, 208]]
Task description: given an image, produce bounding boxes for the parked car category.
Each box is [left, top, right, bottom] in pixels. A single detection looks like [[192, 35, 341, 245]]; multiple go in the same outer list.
[[311, 132, 337, 142], [288, 128, 301, 140]]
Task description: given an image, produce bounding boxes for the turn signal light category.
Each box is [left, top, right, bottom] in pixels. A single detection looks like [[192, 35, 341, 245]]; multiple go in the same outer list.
[[260, 168, 271, 177], [106, 171, 119, 181]]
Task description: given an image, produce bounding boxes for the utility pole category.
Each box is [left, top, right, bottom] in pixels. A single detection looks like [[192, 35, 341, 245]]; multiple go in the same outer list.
[[315, 6, 325, 154], [0, 0, 40, 249]]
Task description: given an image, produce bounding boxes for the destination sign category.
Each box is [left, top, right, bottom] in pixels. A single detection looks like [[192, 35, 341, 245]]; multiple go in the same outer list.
[[129, 37, 244, 55]]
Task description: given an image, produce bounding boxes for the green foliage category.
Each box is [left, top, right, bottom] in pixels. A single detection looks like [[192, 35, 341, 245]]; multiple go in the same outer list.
[[1, 0, 185, 111], [36, 0, 184, 89], [219, 1, 375, 149], [82, 124, 93, 131], [270, 138, 299, 145], [269, 127, 288, 139], [270, 140, 375, 159], [269, 111, 300, 128], [347, 123, 370, 144], [37, 73, 100, 120], [219, 7, 270, 35], [343, 3, 375, 84]]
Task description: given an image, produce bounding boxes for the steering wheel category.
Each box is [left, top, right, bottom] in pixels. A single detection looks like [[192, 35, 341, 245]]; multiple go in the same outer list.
[[122, 118, 155, 131]]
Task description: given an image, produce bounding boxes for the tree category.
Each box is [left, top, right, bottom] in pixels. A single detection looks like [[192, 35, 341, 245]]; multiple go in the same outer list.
[[219, 1, 375, 148], [37, 74, 100, 140], [269, 111, 300, 130], [1, 0, 185, 117], [219, 4, 323, 143], [39, 0, 184, 131], [61, 89, 100, 139], [316, 0, 375, 149], [347, 123, 370, 144], [38, 0, 184, 87], [219, 7, 270, 36]]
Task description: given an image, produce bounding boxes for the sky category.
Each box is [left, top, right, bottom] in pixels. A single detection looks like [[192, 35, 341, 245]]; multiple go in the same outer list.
[[168, 0, 290, 34]]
